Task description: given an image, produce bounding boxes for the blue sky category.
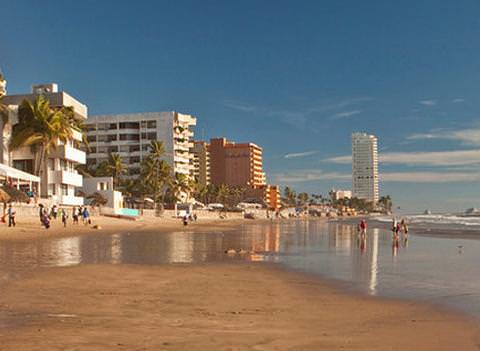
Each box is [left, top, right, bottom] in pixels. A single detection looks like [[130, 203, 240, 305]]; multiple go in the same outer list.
[[2, 0, 480, 213]]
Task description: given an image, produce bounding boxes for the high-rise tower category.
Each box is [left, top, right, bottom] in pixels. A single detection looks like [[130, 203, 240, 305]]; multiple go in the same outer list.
[[352, 132, 379, 203]]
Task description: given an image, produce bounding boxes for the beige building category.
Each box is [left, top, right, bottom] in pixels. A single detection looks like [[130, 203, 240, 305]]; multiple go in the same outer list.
[[2, 83, 87, 205], [191, 140, 210, 188], [86, 112, 196, 178]]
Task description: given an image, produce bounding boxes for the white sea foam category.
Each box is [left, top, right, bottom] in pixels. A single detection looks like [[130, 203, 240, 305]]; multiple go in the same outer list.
[[376, 214, 480, 227]]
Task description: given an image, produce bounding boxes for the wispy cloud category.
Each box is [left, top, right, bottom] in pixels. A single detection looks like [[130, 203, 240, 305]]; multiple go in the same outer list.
[[325, 149, 480, 166], [381, 171, 480, 183], [223, 97, 372, 129], [273, 170, 351, 183], [284, 150, 319, 159], [223, 100, 256, 112], [419, 99, 437, 106], [407, 128, 480, 146], [452, 98, 465, 103], [330, 110, 361, 120], [273, 169, 480, 184]]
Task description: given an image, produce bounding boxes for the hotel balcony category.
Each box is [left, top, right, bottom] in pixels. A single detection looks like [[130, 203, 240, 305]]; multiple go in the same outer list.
[[71, 129, 83, 142], [53, 145, 86, 164], [49, 170, 83, 187]]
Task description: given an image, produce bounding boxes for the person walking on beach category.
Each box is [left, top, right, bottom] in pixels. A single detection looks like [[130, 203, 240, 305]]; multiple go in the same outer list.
[[38, 204, 44, 224], [359, 219, 367, 235], [61, 208, 68, 228], [82, 207, 90, 225], [7, 204, 16, 227], [51, 205, 58, 220], [42, 209, 50, 229], [72, 206, 79, 224]]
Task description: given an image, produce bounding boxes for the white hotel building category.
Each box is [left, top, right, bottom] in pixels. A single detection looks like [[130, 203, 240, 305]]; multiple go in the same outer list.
[[2, 83, 87, 206], [352, 132, 379, 203], [85, 112, 196, 177]]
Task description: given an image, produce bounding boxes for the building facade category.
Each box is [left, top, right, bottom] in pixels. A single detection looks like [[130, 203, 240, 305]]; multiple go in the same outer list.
[[191, 140, 210, 189], [208, 137, 280, 209], [352, 132, 379, 203], [81, 177, 123, 211], [209, 137, 266, 187], [2, 83, 87, 205], [330, 189, 352, 201], [85, 112, 196, 178]]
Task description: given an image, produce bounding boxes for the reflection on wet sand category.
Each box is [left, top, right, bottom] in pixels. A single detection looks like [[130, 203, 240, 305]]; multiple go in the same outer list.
[[0, 222, 286, 269], [2, 219, 480, 318]]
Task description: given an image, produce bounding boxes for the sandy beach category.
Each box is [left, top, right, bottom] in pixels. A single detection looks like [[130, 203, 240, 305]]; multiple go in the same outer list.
[[0, 217, 479, 350], [0, 263, 478, 350], [0, 214, 248, 242]]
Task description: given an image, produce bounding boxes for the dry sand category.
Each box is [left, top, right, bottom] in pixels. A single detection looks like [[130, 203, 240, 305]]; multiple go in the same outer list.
[[0, 263, 479, 350], [0, 214, 248, 242]]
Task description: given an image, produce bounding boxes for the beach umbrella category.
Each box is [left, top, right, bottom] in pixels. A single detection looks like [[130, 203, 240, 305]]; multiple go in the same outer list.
[[1, 185, 29, 203], [0, 188, 11, 203]]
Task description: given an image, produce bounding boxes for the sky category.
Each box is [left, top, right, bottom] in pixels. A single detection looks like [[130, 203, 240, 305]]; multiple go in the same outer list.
[[2, 0, 480, 213]]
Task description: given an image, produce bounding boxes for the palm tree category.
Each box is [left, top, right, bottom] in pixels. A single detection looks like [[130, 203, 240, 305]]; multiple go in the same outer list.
[[140, 140, 171, 214], [105, 153, 126, 189], [87, 192, 108, 209], [216, 184, 231, 208], [283, 186, 297, 207], [167, 172, 191, 204], [378, 195, 393, 213], [0, 72, 8, 125], [9, 96, 73, 179]]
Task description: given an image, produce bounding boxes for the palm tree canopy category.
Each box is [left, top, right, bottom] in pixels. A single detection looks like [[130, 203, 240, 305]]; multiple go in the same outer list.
[[87, 192, 108, 207]]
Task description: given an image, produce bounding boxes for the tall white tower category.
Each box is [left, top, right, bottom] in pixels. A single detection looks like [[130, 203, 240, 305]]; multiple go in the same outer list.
[[352, 132, 379, 203]]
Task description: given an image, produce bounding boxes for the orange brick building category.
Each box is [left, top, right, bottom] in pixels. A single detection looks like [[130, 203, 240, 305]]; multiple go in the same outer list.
[[209, 137, 280, 209]]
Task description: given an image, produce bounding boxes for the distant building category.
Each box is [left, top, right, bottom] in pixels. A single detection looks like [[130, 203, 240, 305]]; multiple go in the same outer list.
[[208, 137, 280, 209], [330, 189, 352, 201], [209, 137, 265, 187], [2, 83, 87, 205], [351, 132, 379, 203], [85, 112, 196, 178], [81, 177, 123, 211], [244, 184, 281, 210], [191, 140, 210, 189]]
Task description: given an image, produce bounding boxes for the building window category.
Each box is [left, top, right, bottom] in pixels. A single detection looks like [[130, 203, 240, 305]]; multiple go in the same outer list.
[[119, 134, 140, 141], [48, 184, 56, 196], [87, 135, 96, 142], [61, 184, 68, 196], [12, 159, 34, 174], [48, 158, 55, 171], [119, 122, 140, 129]]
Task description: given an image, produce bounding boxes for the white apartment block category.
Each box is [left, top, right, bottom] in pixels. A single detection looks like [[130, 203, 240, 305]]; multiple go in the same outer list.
[[2, 83, 87, 206], [85, 112, 196, 177], [352, 132, 379, 203]]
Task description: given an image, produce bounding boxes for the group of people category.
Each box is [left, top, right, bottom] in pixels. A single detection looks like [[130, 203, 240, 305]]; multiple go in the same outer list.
[[71, 206, 91, 226], [38, 204, 91, 229], [356, 217, 410, 255]]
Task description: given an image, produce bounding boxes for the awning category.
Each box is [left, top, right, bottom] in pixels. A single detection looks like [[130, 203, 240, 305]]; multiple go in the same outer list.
[[0, 163, 40, 182]]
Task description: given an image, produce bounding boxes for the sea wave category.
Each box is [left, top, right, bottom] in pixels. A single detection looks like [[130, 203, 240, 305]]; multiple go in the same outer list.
[[375, 214, 480, 227]]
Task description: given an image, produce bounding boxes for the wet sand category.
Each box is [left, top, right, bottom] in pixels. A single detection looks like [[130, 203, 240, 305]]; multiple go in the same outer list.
[[0, 263, 479, 350]]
